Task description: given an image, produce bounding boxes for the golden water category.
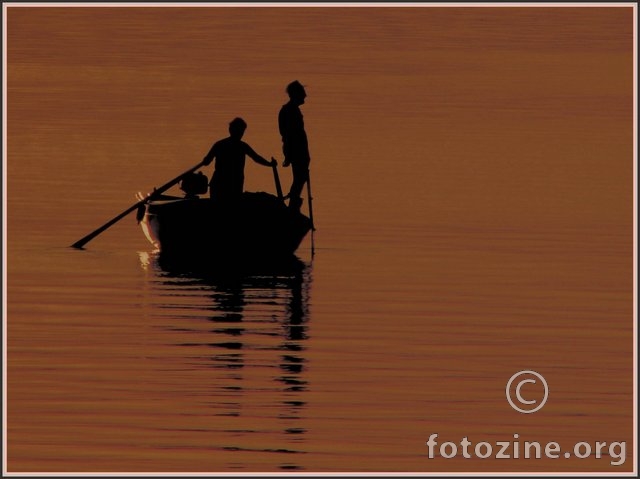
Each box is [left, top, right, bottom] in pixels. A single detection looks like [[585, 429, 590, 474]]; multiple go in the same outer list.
[[5, 5, 635, 473]]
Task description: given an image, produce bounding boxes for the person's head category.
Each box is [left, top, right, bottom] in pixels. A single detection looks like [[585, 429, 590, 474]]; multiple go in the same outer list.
[[228, 117, 247, 139], [286, 80, 307, 105]]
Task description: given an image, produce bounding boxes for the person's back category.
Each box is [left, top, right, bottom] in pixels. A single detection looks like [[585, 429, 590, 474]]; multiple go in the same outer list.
[[208, 136, 247, 200], [202, 117, 275, 202]]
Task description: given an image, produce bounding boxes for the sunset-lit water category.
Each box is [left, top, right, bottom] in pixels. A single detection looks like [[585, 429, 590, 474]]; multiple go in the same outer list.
[[5, 4, 635, 473]]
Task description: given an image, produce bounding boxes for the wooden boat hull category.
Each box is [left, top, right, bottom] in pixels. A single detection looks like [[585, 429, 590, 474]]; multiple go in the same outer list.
[[141, 192, 312, 261]]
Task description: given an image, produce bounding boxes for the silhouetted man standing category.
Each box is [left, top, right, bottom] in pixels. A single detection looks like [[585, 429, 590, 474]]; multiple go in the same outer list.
[[279, 81, 310, 212], [203, 117, 275, 202]]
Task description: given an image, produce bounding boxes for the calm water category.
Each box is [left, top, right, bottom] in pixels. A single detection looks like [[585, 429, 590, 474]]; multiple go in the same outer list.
[[5, 5, 635, 473]]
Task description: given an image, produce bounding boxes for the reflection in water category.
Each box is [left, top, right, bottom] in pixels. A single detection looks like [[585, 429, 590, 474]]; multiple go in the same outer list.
[[139, 252, 312, 471]]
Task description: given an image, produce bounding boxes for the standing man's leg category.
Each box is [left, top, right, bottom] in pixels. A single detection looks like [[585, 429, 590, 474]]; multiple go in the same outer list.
[[288, 162, 309, 211]]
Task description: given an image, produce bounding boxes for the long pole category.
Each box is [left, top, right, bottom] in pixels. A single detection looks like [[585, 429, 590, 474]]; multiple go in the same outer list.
[[306, 171, 315, 256], [71, 160, 205, 249], [271, 157, 284, 200]]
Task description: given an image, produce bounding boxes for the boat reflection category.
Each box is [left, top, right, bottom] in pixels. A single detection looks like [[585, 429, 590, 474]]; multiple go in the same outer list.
[[139, 251, 312, 471]]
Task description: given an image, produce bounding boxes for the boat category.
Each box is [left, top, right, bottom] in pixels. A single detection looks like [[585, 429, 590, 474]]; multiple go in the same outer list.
[[140, 191, 312, 262]]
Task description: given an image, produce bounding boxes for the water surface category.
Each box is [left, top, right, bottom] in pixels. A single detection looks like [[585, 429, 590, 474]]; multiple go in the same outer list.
[[5, 5, 635, 473]]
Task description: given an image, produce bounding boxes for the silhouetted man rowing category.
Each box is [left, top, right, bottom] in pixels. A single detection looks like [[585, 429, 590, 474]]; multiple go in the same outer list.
[[202, 117, 275, 202], [279, 81, 311, 212]]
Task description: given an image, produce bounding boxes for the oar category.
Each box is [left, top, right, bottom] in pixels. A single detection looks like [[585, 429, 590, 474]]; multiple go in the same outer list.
[[71, 160, 206, 249], [270, 157, 284, 200]]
